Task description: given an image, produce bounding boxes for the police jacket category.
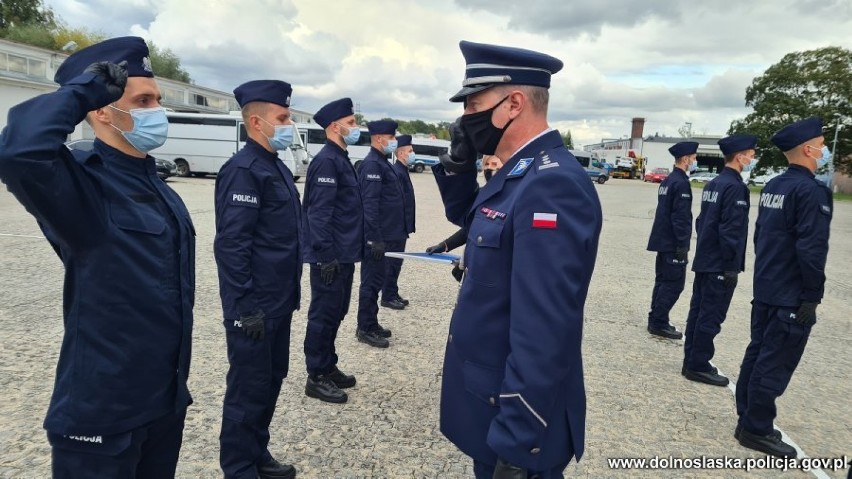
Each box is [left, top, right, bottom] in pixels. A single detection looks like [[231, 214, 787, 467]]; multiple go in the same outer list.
[[753, 165, 832, 307], [692, 167, 750, 273], [0, 80, 195, 436], [647, 167, 693, 252], [214, 138, 302, 319], [360, 148, 407, 243], [433, 130, 601, 471], [302, 140, 364, 263], [394, 160, 416, 235]]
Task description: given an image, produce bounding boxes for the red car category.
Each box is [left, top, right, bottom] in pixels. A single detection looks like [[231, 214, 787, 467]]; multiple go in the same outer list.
[[644, 168, 670, 183]]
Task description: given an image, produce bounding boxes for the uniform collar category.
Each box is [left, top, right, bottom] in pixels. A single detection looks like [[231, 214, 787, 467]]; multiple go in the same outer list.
[[671, 168, 688, 180], [245, 137, 279, 161], [788, 164, 815, 178], [721, 166, 742, 179], [93, 138, 156, 176], [324, 140, 348, 156], [370, 146, 389, 159]]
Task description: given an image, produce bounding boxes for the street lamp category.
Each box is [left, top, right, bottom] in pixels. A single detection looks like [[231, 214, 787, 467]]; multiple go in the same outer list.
[[829, 113, 845, 191]]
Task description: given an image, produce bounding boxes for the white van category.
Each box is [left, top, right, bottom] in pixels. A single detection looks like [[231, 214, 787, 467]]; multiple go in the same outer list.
[[406, 137, 450, 173], [151, 112, 309, 180], [296, 122, 372, 170]]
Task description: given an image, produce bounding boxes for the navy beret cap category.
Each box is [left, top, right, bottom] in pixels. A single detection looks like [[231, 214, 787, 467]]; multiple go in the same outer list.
[[770, 117, 823, 152], [314, 98, 355, 128], [718, 134, 758, 156], [234, 80, 292, 108], [367, 120, 398, 135], [668, 141, 699, 159], [396, 134, 412, 147], [55, 36, 153, 86]]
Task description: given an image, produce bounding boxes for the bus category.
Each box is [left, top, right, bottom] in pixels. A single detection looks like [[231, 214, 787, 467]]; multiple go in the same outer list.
[[296, 122, 372, 170], [150, 112, 309, 180], [406, 137, 450, 173], [570, 149, 609, 184]]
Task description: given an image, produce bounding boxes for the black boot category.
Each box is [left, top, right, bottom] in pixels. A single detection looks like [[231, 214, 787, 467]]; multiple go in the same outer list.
[[305, 375, 347, 403], [257, 458, 296, 479]]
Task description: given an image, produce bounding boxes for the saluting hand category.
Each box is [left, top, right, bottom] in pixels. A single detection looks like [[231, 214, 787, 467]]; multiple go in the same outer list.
[[439, 118, 478, 174], [84, 61, 128, 107]]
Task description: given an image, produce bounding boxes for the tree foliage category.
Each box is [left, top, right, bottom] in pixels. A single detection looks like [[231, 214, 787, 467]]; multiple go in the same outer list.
[[147, 42, 192, 83], [561, 130, 574, 149], [0, 0, 55, 30], [375, 117, 451, 140], [729, 46, 852, 175]]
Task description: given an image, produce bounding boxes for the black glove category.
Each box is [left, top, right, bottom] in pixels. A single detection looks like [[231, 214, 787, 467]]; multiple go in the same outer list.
[[795, 302, 817, 326], [438, 118, 478, 174], [84, 60, 128, 107], [426, 242, 447, 255], [451, 262, 464, 283], [239, 310, 265, 341], [320, 259, 340, 285], [368, 241, 386, 261], [674, 247, 689, 263], [723, 271, 738, 289], [493, 458, 528, 479]]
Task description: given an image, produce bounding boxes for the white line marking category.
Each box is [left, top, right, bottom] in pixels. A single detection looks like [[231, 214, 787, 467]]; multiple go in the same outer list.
[[0, 233, 45, 239], [712, 362, 831, 479]]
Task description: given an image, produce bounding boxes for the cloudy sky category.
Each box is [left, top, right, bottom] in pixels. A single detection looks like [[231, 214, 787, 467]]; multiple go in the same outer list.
[[46, 0, 852, 148]]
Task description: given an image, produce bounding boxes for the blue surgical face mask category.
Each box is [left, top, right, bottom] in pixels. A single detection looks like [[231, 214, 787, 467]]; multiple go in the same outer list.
[[109, 105, 168, 153], [816, 145, 831, 169], [337, 122, 360, 145], [740, 155, 756, 173], [384, 139, 398, 155], [259, 117, 294, 151], [688, 160, 698, 173]]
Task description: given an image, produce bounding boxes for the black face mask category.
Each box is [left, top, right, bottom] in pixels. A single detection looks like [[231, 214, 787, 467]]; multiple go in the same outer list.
[[460, 95, 514, 155], [484, 169, 494, 182]]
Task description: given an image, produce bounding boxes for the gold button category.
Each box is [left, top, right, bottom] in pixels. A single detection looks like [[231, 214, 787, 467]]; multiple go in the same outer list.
[[530, 447, 541, 454]]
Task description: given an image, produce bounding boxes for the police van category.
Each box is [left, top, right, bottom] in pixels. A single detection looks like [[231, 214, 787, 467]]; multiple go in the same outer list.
[[570, 149, 609, 184], [147, 112, 309, 180], [296, 122, 372, 170], [407, 137, 450, 173]]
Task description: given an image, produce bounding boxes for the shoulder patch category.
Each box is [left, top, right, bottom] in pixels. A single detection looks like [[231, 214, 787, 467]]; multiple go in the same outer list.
[[365, 173, 382, 182], [507, 158, 534, 178], [316, 176, 336, 186], [820, 204, 831, 215], [229, 191, 260, 208], [736, 200, 748, 207]]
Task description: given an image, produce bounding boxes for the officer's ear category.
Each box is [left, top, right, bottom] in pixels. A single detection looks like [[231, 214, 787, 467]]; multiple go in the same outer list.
[[90, 106, 113, 126], [507, 90, 525, 119]]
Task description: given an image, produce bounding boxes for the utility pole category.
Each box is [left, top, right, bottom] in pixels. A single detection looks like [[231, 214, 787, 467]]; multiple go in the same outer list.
[[829, 113, 844, 191]]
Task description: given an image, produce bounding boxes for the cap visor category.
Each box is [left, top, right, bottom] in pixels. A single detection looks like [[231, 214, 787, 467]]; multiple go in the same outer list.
[[449, 84, 494, 102]]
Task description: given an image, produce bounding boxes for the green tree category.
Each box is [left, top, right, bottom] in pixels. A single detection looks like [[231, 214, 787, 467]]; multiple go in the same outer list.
[[561, 130, 574, 149], [53, 26, 106, 52], [729, 46, 852, 175], [0, 0, 55, 30], [2, 22, 54, 49], [147, 42, 192, 83]]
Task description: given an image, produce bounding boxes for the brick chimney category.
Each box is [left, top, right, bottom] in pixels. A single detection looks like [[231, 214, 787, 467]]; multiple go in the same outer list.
[[631, 117, 645, 139]]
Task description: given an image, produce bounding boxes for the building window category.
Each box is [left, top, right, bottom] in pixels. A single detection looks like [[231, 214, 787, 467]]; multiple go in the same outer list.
[[205, 96, 227, 110], [162, 86, 185, 104], [7, 54, 27, 74], [28, 58, 46, 78], [0, 53, 7, 71], [192, 93, 209, 107]]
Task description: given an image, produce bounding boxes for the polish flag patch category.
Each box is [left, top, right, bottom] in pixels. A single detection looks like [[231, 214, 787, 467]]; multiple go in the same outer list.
[[532, 212, 557, 229]]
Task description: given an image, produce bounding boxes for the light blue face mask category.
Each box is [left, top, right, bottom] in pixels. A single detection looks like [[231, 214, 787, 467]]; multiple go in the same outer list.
[[383, 140, 398, 155], [688, 160, 698, 173], [740, 155, 756, 173], [109, 105, 168, 153], [816, 145, 831, 169], [259, 118, 294, 151], [337, 122, 360, 145]]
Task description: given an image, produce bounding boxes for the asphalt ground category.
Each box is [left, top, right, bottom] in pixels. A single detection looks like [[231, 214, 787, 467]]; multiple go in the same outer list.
[[0, 172, 849, 478]]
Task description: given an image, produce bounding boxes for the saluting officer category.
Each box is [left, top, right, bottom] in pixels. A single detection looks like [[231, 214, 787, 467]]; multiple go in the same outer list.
[[682, 134, 755, 387], [646, 141, 699, 339], [0, 37, 195, 477], [356, 120, 404, 348], [380, 134, 417, 310], [214, 80, 300, 479], [302, 99, 363, 404], [433, 40, 602, 479], [735, 117, 832, 458]]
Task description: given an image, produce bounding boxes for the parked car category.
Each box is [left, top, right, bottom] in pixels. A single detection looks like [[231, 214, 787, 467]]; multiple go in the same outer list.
[[689, 171, 718, 183], [644, 168, 670, 183], [65, 139, 176, 181], [747, 170, 783, 186]]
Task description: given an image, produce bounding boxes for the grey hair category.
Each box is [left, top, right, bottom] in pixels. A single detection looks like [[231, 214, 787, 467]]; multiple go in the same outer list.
[[493, 85, 549, 115]]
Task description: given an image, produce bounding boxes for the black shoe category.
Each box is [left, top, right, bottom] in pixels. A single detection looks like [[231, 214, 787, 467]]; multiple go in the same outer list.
[[684, 368, 729, 386], [737, 427, 797, 458], [305, 375, 347, 403], [258, 458, 296, 479], [327, 366, 356, 389], [396, 296, 410, 306], [356, 329, 390, 348], [376, 324, 392, 338], [648, 324, 683, 339], [681, 365, 718, 376], [380, 298, 406, 310], [734, 424, 781, 441]]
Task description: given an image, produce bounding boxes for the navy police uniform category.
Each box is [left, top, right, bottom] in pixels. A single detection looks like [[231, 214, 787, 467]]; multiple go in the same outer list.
[[302, 98, 365, 377], [214, 81, 301, 479], [646, 141, 698, 333], [357, 120, 406, 334], [382, 135, 417, 304], [736, 118, 832, 442], [0, 37, 194, 477], [683, 135, 754, 375], [434, 41, 602, 478]]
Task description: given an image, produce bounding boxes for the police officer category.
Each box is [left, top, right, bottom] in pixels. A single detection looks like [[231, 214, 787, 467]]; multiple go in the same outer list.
[[302, 98, 364, 403], [381, 134, 417, 309], [0, 37, 194, 477], [356, 120, 404, 347], [433, 40, 602, 479], [682, 134, 755, 387], [214, 80, 300, 479], [735, 117, 832, 458], [646, 141, 699, 339]]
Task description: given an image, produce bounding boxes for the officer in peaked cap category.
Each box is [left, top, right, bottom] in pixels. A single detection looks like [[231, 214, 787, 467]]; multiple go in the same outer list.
[[682, 134, 756, 387], [214, 80, 300, 479], [301, 98, 364, 404], [355, 120, 403, 348], [380, 134, 417, 308], [0, 36, 195, 476], [432, 40, 602, 478], [646, 140, 699, 340], [735, 117, 832, 459]]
